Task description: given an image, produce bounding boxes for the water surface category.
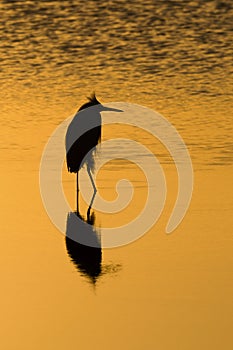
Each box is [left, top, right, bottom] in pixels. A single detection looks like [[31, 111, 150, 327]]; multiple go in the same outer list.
[[0, 1, 232, 349]]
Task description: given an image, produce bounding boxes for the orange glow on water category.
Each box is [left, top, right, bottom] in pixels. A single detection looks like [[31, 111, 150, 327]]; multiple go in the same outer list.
[[0, 0, 233, 349]]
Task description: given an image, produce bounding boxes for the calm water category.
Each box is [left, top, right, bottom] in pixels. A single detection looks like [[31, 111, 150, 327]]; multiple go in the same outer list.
[[0, 1, 233, 349]]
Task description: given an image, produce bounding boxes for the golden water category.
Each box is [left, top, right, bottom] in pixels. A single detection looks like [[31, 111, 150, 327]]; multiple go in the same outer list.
[[0, 1, 232, 349]]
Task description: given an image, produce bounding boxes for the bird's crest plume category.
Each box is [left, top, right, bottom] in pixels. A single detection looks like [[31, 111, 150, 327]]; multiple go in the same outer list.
[[78, 92, 100, 112], [87, 92, 100, 105]]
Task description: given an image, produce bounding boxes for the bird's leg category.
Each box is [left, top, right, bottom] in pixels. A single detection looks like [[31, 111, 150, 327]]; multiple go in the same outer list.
[[76, 172, 79, 214], [87, 190, 97, 221], [87, 168, 97, 194]]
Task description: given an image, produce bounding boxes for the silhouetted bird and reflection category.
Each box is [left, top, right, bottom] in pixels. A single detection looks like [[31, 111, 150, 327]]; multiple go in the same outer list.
[[65, 94, 122, 284]]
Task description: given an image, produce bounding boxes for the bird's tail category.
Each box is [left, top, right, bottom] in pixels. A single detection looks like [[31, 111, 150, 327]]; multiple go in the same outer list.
[[86, 148, 97, 173]]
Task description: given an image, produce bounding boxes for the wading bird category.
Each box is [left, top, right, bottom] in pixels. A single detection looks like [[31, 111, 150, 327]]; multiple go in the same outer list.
[[65, 93, 122, 210]]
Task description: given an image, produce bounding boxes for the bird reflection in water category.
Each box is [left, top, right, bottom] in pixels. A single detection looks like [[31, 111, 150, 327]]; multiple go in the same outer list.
[[65, 194, 121, 285], [65, 194, 102, 285]]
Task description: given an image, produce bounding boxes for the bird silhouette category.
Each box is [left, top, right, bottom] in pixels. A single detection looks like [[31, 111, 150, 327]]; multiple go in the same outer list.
[[65, 93, 122, 211]]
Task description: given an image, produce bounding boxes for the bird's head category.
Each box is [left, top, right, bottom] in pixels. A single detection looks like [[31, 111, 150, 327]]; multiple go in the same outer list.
[[79, 93, 123, 113], [78, 92, 100, 111]]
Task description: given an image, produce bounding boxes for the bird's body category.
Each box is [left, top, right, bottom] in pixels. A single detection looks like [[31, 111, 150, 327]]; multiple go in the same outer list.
[[66, 93, 101, 174]]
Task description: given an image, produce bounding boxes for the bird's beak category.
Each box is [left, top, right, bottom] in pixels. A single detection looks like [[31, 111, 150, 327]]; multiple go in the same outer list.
[[101, 105, 123, 113]]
